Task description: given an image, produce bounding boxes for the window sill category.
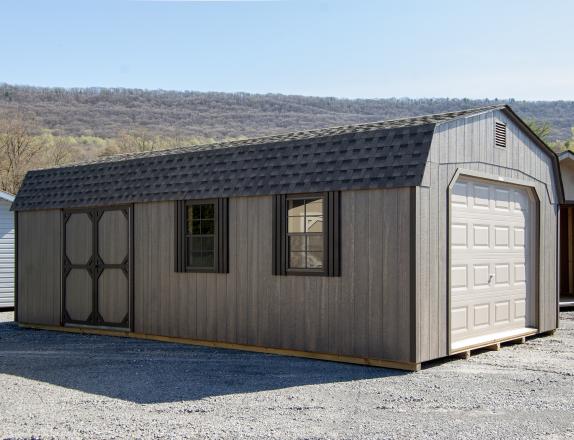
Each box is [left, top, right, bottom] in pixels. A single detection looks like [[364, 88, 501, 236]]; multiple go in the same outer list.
[[182, 267, 219, 274], [282, 269, 332, 277]]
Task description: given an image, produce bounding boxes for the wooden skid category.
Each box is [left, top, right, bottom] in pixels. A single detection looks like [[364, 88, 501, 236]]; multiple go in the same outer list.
[[18, 323, 421, 372], [451, 330, 536, 359], [455, 350, 471, 360], [508, 336, 527, 345], [484, 342, 501, 351]]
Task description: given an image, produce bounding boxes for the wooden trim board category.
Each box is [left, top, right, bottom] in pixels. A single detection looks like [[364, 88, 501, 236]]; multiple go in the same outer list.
[[18, 323, 421, 372]]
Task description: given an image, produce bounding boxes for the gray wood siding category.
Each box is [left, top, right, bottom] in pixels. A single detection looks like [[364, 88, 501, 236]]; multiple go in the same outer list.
[[17, 210, 61, 325], [416, 110, 559, 362], [133, 188, 414, 363]]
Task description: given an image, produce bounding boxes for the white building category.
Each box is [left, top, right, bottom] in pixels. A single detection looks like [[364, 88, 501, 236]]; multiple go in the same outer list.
[[0, 191, 15, 309]]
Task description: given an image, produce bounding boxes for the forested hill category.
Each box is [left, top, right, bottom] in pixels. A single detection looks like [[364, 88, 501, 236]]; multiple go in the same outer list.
[[1, 83, 573, 141]]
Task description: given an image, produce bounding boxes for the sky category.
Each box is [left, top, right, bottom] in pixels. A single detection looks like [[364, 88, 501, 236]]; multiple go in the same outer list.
[[0, 0, 573, 100]]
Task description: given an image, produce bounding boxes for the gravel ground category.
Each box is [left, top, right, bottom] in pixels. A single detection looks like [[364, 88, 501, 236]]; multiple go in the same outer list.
[[0, 310, 573, 440]]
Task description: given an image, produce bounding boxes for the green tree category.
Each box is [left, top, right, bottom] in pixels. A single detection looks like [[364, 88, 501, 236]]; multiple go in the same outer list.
[[35, 132, 77, 166], [564, 128, 574, 151], [0, 114, 42, 194], [527, 119, 553, 143]]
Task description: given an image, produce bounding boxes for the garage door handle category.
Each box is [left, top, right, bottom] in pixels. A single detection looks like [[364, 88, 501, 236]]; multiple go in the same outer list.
[[489, 274, 495, 283]]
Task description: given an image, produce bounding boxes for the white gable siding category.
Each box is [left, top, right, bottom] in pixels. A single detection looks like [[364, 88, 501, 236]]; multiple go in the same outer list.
[[0, 200, 14, 307]]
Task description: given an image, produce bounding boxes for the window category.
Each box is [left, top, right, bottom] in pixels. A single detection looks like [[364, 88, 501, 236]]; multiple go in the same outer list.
[[187, 202, 216, 269], [287, 196, 324, 270], [273, 192, 340, 276], [175, 199, 228, 273], [495, 121, 507, 148]]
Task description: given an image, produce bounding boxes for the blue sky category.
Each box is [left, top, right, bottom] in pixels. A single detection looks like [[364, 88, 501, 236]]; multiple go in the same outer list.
[[1, 0, 572, 100]]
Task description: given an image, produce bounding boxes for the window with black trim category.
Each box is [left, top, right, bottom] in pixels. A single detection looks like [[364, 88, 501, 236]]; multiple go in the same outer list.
[[187, 202, 216, 269], [175, 198, 228, 273], [273, 192, 340, 276], [287, 196, 324, 270]]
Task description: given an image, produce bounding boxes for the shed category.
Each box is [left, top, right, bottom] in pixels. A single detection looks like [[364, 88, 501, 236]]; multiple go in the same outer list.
[[12, 105, 562, 370], [0, 191, 15, 309], [558, 150, 574, 307]]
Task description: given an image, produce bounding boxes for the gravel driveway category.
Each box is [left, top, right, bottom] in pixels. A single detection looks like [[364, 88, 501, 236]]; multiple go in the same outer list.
[[0, 310, 573, 439]]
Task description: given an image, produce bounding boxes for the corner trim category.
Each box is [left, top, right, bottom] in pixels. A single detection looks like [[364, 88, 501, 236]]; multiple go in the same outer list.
[[409, 186, 418, 363]]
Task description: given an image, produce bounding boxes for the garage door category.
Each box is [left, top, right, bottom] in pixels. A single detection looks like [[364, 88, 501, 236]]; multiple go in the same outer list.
[[450, 177, 536, 351]]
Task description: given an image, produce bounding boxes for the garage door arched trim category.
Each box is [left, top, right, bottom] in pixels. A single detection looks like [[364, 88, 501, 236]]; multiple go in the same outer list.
[[447, 169, 541, 354]]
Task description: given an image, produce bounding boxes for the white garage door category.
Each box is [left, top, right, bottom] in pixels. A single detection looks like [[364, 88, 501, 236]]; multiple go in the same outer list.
[[450, 177, 536, 351]]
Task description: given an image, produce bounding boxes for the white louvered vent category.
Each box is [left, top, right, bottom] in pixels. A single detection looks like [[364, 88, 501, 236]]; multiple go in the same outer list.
[[495, 122, 507, 148]]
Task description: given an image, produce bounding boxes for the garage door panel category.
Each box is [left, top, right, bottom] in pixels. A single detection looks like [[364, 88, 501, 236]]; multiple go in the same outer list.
[[451, 307, 468, 333], [514, 228, 525, 247], [452, 297, 529, 337], [514, 263, 526, 284], [451, 265, 468, 290], [473, 264, 490, 288], [452, 182, 469, 206], [494, 301, 510, 323], [494, 264, 510, 285], [494, 226, 510, 248], [494, 189, 511, 211], [513, 190, 529, 211], [453, 223, 527, 252], [514, 299, 526, 319], [451, 177, 535, 349], [451, 223, 468, 247], [472, 184, 490, 208], [473, 225, 490, 247], [473, 304, 490, 328]]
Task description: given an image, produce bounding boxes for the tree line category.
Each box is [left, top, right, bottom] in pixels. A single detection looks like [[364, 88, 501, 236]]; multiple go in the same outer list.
[[1, 110, 572, 195], [0, 113, 241, 194], [1, 83, 573, 194], [2, 83, 574, 140]]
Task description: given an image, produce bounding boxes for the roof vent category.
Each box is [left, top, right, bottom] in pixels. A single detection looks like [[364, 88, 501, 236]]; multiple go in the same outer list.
[[495, 122, 507, 148]]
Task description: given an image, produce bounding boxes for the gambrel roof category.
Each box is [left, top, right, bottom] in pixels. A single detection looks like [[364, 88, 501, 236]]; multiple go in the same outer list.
[[12, 105, 559, 211]]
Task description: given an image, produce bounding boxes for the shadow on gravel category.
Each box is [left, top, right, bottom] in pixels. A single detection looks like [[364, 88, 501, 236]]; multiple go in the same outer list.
[[0, 321, 405, 403]]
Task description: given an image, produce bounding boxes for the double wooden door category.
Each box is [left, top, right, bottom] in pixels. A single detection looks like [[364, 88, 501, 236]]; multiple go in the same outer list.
[[62, 206, 132, 329]]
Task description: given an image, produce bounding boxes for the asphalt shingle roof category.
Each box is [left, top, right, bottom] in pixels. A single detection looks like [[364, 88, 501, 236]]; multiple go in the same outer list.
[[12, 105, 503, 211]]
